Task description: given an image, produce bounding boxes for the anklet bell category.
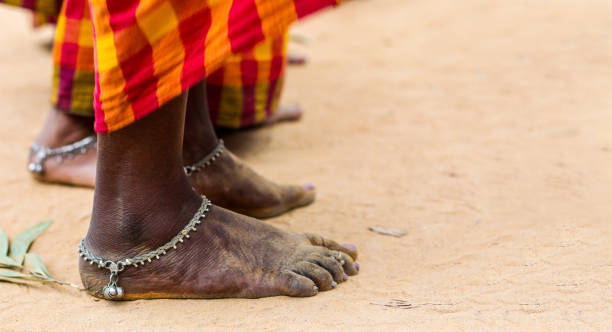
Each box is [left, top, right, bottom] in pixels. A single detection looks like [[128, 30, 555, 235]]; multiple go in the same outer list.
[[103, 285, 123, 299]]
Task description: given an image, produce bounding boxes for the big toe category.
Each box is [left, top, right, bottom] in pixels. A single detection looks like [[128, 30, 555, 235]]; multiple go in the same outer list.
[[305, 233, 358, 260], [253, 184, 316, 219], [266, 104, 303, 124], [283, 184, 316, 209]]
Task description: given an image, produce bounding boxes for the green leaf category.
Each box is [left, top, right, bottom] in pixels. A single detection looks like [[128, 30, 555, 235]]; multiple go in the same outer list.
[[0, 268, 29, 278], [24, 253, 51, 278], [289, 33, 309, 45], [0, 227, 8, 257], [0, 268, 50, 284], [0, 268, 43, 281], [10, 220, 51, 264], [0, 256, 21, 268]]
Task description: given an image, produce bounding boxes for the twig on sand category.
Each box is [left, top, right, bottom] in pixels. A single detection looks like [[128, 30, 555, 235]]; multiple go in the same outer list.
[[368, 226, 406, 237], [19, 265, 83, 290], [370, 299, 414, 309], [370, 299, 457, 309]]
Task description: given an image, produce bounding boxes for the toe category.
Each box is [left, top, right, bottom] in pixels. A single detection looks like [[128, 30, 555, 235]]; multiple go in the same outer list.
[[305, 233, 358, 260], [311, 256, 345, 283], [342, 243, 357, 253], [276, 104, 303, 121], [264, 104, 303, 125], [279, 271, 318, 297], [282, 184, 316, 209], [302, 183, 315, 191], [294, 261, 334, 291], [335, 251, 359, 276]]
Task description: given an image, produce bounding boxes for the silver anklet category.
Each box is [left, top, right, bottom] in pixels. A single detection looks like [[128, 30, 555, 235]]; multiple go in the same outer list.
[[183, 139, 225, 176], [78, 195, 212, 300], [28, 135, 97, 174]]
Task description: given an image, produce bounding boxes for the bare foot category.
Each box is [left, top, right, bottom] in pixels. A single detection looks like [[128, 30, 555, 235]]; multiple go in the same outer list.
[[28, 109, 96, 187], [264, 104, 303, 125], [80, 203, 358, 300], [82, 95, 358, 300], [187, 146, 316, 218], [184, 81, 314, 218]]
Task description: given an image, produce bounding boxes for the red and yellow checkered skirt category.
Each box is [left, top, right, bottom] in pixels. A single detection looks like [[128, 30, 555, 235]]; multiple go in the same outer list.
[[90, 0, 339, 132], [3, 0, 338, 130]]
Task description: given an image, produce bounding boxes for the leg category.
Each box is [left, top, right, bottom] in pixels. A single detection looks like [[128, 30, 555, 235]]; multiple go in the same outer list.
[[27, 80, 313, 217], [28, 109, 96, 186], [183, 80, 316, 218], [80, 89, 358, 300]]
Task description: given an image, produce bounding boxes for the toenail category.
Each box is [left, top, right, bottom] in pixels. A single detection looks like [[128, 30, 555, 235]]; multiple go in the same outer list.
[[331, 281, 338, 288], [343, 273, 348, 281], [354, 262, 360, 271], [342, 243, 357, 252], [312, 285, 319, 295], [303, 183, 315, 191]]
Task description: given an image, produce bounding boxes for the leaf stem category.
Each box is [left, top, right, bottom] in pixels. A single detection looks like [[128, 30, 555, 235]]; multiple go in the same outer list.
[[14, 265, 83, 290]]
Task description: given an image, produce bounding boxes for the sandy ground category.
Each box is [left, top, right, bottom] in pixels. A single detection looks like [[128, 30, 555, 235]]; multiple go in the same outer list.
[[2, 0, 612, 330]]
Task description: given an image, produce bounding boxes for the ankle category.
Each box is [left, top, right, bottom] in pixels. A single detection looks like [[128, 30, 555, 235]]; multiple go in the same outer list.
[[86, 92, 196, 260], [36, 109, 94, 147], [182, 134, 218, 165], [87, 188, 202, 259], [183, 79, 218, 165]]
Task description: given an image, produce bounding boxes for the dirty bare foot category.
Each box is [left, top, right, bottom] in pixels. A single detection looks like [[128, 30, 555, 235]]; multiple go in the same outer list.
[[80, 202, 358, 300], [80, 89, 358, 300], [184, 81, 315, 218], [28, 108, 96, 187], [187, 146, 316, 219], [264, 104, 303, 125]]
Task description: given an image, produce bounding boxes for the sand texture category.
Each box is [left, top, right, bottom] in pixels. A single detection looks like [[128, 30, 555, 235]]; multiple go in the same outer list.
[[2, 0, 612, 330]]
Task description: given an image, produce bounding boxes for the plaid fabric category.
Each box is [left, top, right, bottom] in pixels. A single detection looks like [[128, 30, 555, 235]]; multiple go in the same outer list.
[[51, 0, 95, 115], [49, 0, 291, 128], [208, 34, 287, 129], [0, 0, 94, 113], [0, 0, 59, 28], [0, 0, 61, 18], [90, 0, 341, 133], [32, 11, 57, 26]]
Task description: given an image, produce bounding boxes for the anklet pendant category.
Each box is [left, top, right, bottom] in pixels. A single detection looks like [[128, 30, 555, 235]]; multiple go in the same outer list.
[[183, 139, 225, 176], [103, 267, 124, 300], [78, 196, 212, 300]]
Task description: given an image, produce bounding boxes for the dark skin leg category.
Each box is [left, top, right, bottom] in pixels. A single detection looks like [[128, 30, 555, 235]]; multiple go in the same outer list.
[[182, 81, 315, 218], [80, 83, 358, 300], [30, 81, 314, 217]]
